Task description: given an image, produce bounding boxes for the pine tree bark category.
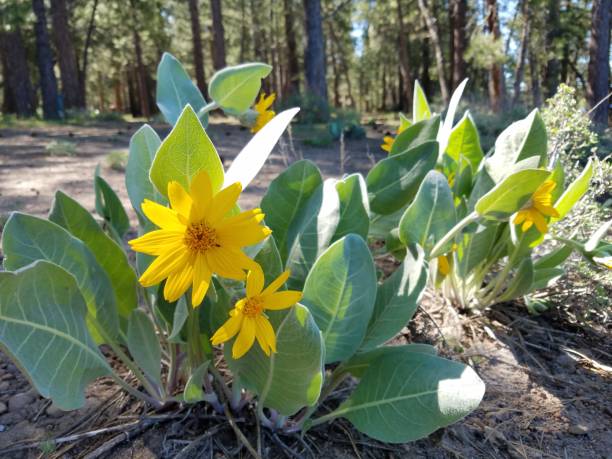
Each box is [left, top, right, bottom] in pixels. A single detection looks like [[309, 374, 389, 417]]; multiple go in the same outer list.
[[79, 0, 99, 106], [129, 0, 150, 118], [417, 0, 450, 104], [209, 0, 227, 70], [450, 0, 467, 89], [0, 29, 36, 116], [50, 0, 84, 109], [529, 46, 542, 107], [397, 0, 413, 111], [485, 0, 504, 112], [303, 0, 328, 102], [283, 0, 300, 97], [512, 0, 530, 106], [188, 0, 208, 97], [32, 0, 60, 119], [544, 0, 561, 98], [586, 0, 610, 126]]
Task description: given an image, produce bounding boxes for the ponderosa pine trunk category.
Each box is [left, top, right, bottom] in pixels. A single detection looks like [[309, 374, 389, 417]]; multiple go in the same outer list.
[[529, 46, 542, 107], [303, 0, 328, 103], [79, 0, 99, 107], [544, 0, 561, 98], [485, 0, 504, 112], [210, 0, 227, 70], [32, 0, 60, 119], [586, 0, 610, 126], [512, 0, 530, 106], [397, 0, 413, 111], [283, 0, 300, 97], [450, 0, 467, 89], [0, 28, 36, 116], [418, 0, 450, 104], [188, 0, 208, 97], [129, 0, 150, 118], [50, 0, 84, 109]]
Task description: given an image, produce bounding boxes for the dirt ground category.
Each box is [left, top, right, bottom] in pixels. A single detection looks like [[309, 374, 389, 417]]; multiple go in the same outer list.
[[0, 119, 610, 458]]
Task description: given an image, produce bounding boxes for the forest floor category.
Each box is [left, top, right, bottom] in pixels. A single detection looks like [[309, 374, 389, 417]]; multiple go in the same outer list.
[[0, 118, 610, 458]]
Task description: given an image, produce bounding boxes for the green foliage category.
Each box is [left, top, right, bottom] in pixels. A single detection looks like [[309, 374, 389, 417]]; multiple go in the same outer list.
[[45, 140, 77, 156]]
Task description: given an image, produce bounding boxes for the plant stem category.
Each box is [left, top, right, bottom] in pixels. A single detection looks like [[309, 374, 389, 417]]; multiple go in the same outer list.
[[197, 101, 219, 118], [480, 233, 526, 306], [430, 212, 479, 258]]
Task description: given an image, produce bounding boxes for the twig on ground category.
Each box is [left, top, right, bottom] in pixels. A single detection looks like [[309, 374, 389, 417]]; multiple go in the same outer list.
[[223, 402, 262, 459], [173, 424, 227, 459], [418, 305, 449, 347]]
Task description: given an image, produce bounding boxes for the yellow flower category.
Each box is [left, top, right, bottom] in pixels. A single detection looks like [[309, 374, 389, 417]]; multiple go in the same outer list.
[[129, 171, 271, 307], [251, 92, 276, 133], [437, 255, 451, 276], [211, 269, 302, 359], [513, 180, 560, 234], [380, 123, 407, 152]]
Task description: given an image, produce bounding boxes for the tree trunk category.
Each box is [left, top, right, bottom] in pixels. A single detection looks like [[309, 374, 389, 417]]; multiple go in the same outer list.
[[529, 46, 542, 107], [303, 0, 328, 102], [512, 0, 530, 106], [50, 0, 84, 109], [239, 0, 249, 61], [283, 0, 300, 97], [129, 1, 151, 118], [450, 0, 467, 89], [32, 0, 60, 119], [188, 0, 208, 97], [397, 0, 413, 111], [209, 0, 226, 70], [79, 0, 99, 106], [587, 0, 610, 126], [544, 0, 561, 98], [0, 29, 36, 117], [418, 0, 450, 104], [485, 0, 504, 112], [421, 36, 432, 96]]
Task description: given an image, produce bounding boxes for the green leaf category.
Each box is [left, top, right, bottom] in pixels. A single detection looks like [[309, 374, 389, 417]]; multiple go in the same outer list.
[[385, 227, 407, 261], [341, 344, 437, 378], [531, 267, 564, 291], [389, 116, 441, 156], [399, 112, 411, 130], [127, 309, 162, 388], [156, 52, 207, 126], [150, 105, 224, 197], [199, 279, 232, 337], [367, 141, 438, 215], [2, 213, 119, 343], [497, 258, 534, 303], [208, 63, 272, 114], [445, 112, 483, 170], [332, 174, 369, 242], [534, 244, 573, 269], [456, 224, 499, 277], [399, 171, 457, 253], [183, 362, 210, 403], [49, 191, 138, 325], [302, 235, 377, 363], [333, 351, 484, 443], [475, 169, 551, 220], [261, 160, 323, 262], [285, 179, 340, 289], [0, 261, 111, 410], [168, 297, 188, 343], [225, 304, 324, 416], [467, 166, 495, 211], [94, 170, 130, 239], [126, 125, 165, 226], [485, 109, 547, 183], [224, 108, 300, 189], [585, 218, 611, 252], [552, 159, 593, 222], [368, 206, 407, 240], [253, 237, 284, 286], [413, 80, 431, 122], [437, 78, 468, 153], [360, 247, 428, 350]]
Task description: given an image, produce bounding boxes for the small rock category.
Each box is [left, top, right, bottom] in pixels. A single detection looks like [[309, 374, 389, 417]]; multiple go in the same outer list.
[[0, 424, 5, 432], [0, 372, 15, 381], [8, 392, 34, 412], [45, 402, 66, 418], [568, 423, 589, 435], [0, 402, 7, 415], [0, 381, 10, 391]]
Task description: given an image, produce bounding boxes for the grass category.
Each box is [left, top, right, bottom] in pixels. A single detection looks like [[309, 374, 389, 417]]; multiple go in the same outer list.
[[45, 140, 77, 156], [106, 149, 129, 171]]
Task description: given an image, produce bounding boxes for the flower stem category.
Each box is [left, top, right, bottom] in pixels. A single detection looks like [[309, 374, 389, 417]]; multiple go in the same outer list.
[[430, 212, 479, 258], [197, 102, 219, 119]]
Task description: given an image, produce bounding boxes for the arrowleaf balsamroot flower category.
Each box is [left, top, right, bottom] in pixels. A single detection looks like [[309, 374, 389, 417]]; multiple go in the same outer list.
[[380, 123, 408, 152], [251, 92, 276, 133], [129, 171, 271, 307], [513, 179, 560, 234], [211, 269, 302, 359]]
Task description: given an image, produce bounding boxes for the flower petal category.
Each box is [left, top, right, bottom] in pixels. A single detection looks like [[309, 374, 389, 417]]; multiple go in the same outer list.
[[164, 262, 194, 302], [531, 211, 548, 233], [191, 253, 212, 306], [139, 247, 190, 287], [129, 230, 184, 256], [168, 181, 193, 220], [255, 315, 276, 355], [217, 221, 272, 247], [263, 291, 302, 310], [246, 267, 265, 297], [206, 248, 248, 280], [189, 171, 213, 222], [261, 270, 291, 296], [207, 182, 242, 223], [211, 313, 243, 345], [141, 200, 184, 230], [232, 317, 256, 359]]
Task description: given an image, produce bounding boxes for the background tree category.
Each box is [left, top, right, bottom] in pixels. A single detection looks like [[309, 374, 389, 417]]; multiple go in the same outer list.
[[188, 0, 208, 96], [303, 0, 328, 103], [209, 0, 227, 70], [32, 0, 60, 119], [586, 0, 610, 127]]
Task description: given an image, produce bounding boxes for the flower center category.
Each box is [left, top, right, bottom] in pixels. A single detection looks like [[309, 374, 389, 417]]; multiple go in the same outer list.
[[241, 296, 264, 318], [184, 222, 220, 252]]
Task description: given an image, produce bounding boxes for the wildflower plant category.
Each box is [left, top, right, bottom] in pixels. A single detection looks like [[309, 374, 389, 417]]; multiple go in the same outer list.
[[0, 53, 486, 445], [375, 81, 596, 310]]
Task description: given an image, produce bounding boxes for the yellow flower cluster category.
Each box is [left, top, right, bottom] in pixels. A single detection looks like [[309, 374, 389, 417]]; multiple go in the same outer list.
[[129, 170, 301, 358]]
